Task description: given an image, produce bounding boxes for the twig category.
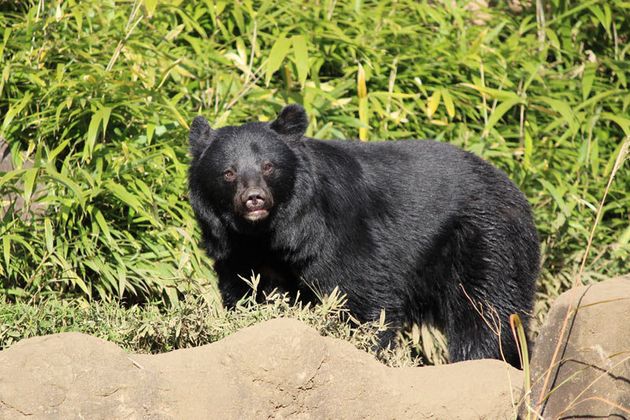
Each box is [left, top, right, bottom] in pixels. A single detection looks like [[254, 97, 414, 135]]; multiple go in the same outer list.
[[556, 355, 630, 417], [106, 0, 144, 72]]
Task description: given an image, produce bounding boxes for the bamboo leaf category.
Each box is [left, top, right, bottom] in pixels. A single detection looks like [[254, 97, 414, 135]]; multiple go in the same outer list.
[[460, 83, 520, 101], [162, 96, 188, 128], [524, 129, 533, 169], [48, 140, 70, 162], [426, 90, 441, 118], [538, 97, 579, 134], [0, 63, 9, 98], [44, 218, 54, 254], [1, 92, 32, 135], [265, 35, 292, 85], [101, 106, 112, 139], [292, 35, 309, 87], [582, 63, 596, 100], [105, 181, 143, 211], [588, 5, 611, 37], [3, 236, 10, 271], [44, 164, 86, 207], [484, 98, 522, 136], [94, 209, 113, 242], [22, 167, 38, 205], [0, 169, 25, 189], [357, 64, 368, 141], [441, 89, 455, 118], [144, 0, 158, 17], [601, 113, 630, 137], [85, 108, 103, 160], [540, 180, 570, 217], [0, 27, 11, 61]]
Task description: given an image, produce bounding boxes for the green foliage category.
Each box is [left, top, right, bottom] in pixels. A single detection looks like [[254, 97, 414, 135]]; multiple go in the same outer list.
[[0, 0, 628, 326]]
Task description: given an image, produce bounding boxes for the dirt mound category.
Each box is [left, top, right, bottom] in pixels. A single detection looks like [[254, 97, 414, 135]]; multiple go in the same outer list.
[[0, 318, 522, 419], [0, 333, 166, 418]]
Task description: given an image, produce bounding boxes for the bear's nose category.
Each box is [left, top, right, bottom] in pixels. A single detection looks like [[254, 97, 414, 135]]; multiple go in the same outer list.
[[244, 188, 266, 210]]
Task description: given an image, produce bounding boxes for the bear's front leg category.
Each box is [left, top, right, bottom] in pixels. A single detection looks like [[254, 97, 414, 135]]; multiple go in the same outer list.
[[214, 260, 251, 309]]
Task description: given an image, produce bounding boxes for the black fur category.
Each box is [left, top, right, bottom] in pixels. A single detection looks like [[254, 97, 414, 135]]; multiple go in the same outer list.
[[188, 105, 540, 367]]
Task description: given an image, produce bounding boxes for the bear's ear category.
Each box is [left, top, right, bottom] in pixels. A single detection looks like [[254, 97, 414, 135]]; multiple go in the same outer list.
[[189, 116, 215, 158], [270, 104, 308, 139]]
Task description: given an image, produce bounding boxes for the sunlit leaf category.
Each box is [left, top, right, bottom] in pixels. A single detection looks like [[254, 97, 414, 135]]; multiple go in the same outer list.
[[44, 218, 54, 254], [484, 98, 523, 136], [582, 63, 596, 100], [538, 97, 579, 134], [265, 35, 291, 85], [1, 92, 31, 135], [292, 35, 309, 88], [426, 90, 441, 119], [22, 168, 38, 205], [441, 89, 455, 118], [460, 83, 520, 101]]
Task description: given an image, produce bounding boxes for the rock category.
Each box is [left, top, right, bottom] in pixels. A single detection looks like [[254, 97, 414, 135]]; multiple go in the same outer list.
[[0, 319, 523, 419], [526, 275, 630, 418]]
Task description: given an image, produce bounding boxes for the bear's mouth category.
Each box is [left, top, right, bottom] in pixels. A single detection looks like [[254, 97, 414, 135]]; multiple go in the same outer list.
[[243, 209, 269, 222]]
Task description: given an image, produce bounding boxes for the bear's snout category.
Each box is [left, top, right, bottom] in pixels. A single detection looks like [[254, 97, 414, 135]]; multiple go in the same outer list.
[[244, 188, 267, 210], [238, 187, 272, 222]]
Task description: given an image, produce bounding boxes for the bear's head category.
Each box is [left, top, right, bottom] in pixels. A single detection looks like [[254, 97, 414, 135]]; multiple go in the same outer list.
[[188, 104, 308, 232]]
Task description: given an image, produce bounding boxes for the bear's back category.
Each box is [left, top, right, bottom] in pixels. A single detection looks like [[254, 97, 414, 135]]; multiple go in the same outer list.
[[300, 138, 517, 207]]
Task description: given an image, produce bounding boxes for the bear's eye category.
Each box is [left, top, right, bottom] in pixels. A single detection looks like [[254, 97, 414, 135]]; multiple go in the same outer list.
[[262, 162, 274, 174], [223, 169, 236, 182]]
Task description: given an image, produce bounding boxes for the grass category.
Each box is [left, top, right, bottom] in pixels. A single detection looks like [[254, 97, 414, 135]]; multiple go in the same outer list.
[[0, 276, 435, 367], [0, 0, 628, 365]]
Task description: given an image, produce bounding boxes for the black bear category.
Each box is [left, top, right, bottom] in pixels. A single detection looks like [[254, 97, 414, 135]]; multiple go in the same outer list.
[[188, 104, 539, 367]]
